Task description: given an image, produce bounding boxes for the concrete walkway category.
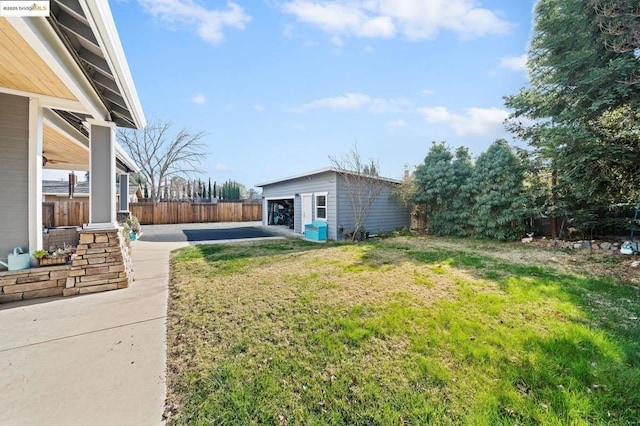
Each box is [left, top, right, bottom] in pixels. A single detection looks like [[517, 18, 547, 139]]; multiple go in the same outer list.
[[0, 239, 187, 426], [0, 222, 296, 425]]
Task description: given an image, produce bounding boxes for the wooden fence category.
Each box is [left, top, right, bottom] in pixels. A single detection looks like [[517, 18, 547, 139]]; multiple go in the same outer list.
[[43, 202, 89, 228], [130, 202, 262, 224], [43, 201, 263, 227]]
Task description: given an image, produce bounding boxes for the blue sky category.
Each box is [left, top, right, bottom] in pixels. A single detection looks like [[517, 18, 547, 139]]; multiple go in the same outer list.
[[70, 0, 537, 188]]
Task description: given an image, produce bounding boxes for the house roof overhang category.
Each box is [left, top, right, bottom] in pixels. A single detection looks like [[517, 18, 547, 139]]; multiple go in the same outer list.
[[0, 0, 145, 170]]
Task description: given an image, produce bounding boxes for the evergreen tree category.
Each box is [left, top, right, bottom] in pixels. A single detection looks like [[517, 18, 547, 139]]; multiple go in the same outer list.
[[413, 143, 475, 236], [450, 146, 475, 236], [470, 140, 526, 241], [505, 0, 640, 233], [208, 177, 212, 201], [593, 0, 640, 55], [413, 142, 456, 236], [219, 179, 243, 201]]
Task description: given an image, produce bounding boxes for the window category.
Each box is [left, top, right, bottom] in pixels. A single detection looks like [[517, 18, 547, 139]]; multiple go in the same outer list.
[[315, 193, 327, 220]]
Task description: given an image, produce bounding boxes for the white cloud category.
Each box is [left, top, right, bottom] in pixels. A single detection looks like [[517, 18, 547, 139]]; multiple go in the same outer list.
[[253, 104, 265, 111], [137, 0, 251, 44], [387, 119, 407, 127], [369, 97, 410, 114], [214, 163, 235, 172], [419, 106, 451, 122], [283, 0, 511, 42], [363, 44, 374, 53], [331, 35, 344, 46], [418, 106, 509, 136], [500, 54, 527, 72], [192, 93, 206, 104], [283, 1, 395, 39], [290, 92, 410, 113], [421, 89, 435, 95], [292, 93, 370, 112]]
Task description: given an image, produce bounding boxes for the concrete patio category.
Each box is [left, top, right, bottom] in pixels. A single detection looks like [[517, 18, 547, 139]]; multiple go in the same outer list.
[[0, 222, 295, 425]]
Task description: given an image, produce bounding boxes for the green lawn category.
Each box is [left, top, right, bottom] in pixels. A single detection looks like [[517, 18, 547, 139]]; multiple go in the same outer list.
[[165, 237, 640, 425]]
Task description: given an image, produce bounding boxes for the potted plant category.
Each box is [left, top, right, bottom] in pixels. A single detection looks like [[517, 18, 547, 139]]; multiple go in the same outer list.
[[33, 249, 48, 260], [33, 248, 71, 266], [32, 249, 48, 266], [124, 215, 141, 241]]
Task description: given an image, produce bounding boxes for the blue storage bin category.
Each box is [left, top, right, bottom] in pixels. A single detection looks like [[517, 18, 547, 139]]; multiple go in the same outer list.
[[304, 221, 327, 241]]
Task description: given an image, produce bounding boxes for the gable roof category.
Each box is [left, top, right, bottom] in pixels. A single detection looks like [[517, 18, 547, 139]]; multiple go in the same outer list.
[[256, 167, 402, 188]]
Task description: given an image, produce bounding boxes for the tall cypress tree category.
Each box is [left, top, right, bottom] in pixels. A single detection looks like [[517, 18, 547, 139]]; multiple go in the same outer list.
[[470, 140, 525, 241], [413, 142, 456, 236], [450, 146, 474, 236]]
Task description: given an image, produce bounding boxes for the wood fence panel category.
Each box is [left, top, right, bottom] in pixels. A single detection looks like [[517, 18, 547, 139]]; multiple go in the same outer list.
[[242, 203, 261, 221], [55, 202, 64, 226], [42, 201, 90, 227], [153, 203, 162, 225], [43, 203, 54, 228], [44, 201, 263, 226], [125, 202, 261, 225]]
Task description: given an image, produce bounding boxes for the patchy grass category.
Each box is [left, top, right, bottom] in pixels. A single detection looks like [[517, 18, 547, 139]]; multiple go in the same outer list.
[[166, 237, 640, 425]]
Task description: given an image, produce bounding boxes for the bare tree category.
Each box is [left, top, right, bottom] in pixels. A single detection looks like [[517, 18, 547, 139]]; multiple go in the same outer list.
[[117, 120, 207, 202], [329, 143, 386, 241]]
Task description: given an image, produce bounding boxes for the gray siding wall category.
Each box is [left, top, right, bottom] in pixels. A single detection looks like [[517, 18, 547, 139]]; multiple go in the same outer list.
[[336, 176, 410, 237], [0, 93, 29, 262], [261, 171, 337, 236]]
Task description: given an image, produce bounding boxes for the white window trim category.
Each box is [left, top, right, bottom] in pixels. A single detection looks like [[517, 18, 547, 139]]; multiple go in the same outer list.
[[315, 191, 328, 221]]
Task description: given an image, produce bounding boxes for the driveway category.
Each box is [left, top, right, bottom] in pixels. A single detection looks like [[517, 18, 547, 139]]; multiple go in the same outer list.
[[137, 221, 293, 243]]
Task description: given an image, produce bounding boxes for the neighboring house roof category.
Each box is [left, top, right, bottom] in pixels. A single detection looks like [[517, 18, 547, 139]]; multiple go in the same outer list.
[[1, 0, 145, 172], [256, 167, 402, 188], [42, 180, 141, 197], [43, 180, 89, 197]]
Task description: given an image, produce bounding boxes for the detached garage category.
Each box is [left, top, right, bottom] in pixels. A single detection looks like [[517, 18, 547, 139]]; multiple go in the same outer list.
[[256, 167, 410, 240]]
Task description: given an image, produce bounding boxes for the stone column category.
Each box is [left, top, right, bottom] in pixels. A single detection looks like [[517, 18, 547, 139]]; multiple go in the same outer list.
[[65, 228, 133, 296]]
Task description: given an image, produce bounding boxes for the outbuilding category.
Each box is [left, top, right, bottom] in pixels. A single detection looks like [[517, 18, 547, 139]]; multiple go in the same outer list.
[[257, 167, 410, 240]]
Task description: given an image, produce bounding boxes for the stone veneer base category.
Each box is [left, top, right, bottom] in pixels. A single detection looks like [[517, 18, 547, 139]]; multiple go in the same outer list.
[[0, 227, 133, 304]]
